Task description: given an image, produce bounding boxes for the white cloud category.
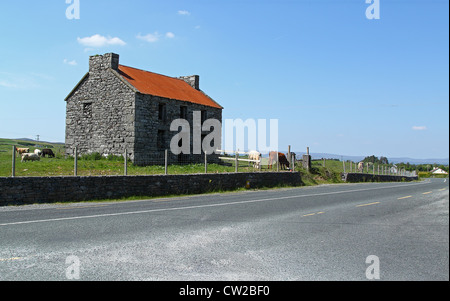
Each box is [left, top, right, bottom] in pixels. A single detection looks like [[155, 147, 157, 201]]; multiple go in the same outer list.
[[77, 34, 126, 48], [0, 72, 41, 89], [137, 32, 175, 42], [63, 59, 77, 66], [178, 10, 190, 15], [0, 80, 17, 88], [137, 32, 161, 43], [412, 126, 427, 131]]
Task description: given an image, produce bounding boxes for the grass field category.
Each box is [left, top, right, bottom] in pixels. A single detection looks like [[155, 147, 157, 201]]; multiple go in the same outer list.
[[2, 138, 422, 185], [0, 138, 270, 177]]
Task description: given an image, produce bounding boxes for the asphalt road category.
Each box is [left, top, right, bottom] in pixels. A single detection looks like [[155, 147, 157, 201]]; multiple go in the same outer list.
[[0, 178, 448, 281]]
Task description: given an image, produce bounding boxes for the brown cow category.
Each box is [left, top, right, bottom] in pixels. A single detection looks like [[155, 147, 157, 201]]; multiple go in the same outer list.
[[16, 148, 30, 157], [268, 151, 290, 170]]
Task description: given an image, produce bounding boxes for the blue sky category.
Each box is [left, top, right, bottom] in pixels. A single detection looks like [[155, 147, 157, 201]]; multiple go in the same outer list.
[[0, 0, 448, 159]]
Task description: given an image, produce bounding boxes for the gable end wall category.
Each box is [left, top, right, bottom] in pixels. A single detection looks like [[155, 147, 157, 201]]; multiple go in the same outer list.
[[65, 69, 136, 159]]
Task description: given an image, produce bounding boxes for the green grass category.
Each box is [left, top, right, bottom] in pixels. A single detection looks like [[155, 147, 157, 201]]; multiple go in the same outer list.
[[0, 138, 268, 177], [1, 138, 405, 186]]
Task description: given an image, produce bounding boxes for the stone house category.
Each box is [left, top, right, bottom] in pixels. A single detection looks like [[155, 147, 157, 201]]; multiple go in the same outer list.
[[65, 53, 223, 165]]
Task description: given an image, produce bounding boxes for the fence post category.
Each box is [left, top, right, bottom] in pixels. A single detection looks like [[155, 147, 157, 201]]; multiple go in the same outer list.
[[165, 149, 168, 175], [74, 147, 78, 176], [235, 151, 238, 173], [287, 145, 291, 168], [204, 152, 208, 174], [12, 146, 16, 178], [124, 149, 128, 176], [292, 154, 295, 172], [343, 160, 346, 173]]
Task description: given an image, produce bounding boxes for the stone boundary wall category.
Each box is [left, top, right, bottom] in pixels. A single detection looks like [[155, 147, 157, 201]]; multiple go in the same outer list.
[[0, 172, 302, 206], [342, 173, 418, 183]]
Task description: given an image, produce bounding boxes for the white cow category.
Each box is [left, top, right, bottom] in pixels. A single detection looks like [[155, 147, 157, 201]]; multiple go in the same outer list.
[[358, 162, 364, 172], [21, 153, 41, 162], [248, 150, 262, 169], [34, 149, 42, 157]]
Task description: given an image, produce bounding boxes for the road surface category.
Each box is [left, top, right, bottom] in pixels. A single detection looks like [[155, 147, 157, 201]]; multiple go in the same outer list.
[[0, 178, 448, 281]]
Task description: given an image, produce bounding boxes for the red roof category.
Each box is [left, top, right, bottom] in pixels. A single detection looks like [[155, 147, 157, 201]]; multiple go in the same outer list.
[[118, 65, 222, 109]]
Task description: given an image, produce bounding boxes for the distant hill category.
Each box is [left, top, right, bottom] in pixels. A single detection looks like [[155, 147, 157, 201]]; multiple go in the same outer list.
[[16, 138, 64, 146], [4, 139, 448, 165], [291, 152, 449, 166]]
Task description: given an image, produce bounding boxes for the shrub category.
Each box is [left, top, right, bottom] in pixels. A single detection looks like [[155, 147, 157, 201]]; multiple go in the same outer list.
[[418, 172, 431, 178], [80, 152, 103, 161]]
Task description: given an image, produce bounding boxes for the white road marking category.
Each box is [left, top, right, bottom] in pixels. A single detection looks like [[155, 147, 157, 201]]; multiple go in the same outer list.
[[0, 181, 429, 227]]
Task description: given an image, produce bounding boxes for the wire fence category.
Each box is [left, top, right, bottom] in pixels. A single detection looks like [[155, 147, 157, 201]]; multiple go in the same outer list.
[[314, 159, 417, 177], [3, 145, 417, 178], [6, 146, 298, 178]]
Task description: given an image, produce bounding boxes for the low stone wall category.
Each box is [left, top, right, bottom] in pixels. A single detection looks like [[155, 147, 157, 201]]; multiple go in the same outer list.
[[342, 173, 418, 183], [0, 172, 302, 206]]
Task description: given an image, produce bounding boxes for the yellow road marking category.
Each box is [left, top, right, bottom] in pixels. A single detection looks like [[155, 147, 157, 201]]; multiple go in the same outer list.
[[303, 213, 316, 217], [356, 202, 380, 207], [439, 188, 446, 191], [0, 257, 21, 262], [303, 212, 325, 217], [398, 196, 412, 200], [422, 191, 433, 195]]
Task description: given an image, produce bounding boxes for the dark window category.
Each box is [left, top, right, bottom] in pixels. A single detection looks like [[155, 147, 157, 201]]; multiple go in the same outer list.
[[180, 106, 187, 119], [157, 130, 165, 149], [83, 103, 92, 118], [158, 103, 166, 121]]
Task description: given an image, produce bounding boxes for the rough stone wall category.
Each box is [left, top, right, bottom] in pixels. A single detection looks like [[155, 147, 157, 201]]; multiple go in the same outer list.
[[65, 54, 136, 159], [342, 173, 418, 182], [65, 53, 223, 165], [134, 94, 222, 165], [179, 75, 200, 90], [0, 172, 302, 206]]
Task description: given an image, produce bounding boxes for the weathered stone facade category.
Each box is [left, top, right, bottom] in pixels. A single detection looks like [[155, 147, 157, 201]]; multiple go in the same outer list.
[[65, 53, 223, 165]]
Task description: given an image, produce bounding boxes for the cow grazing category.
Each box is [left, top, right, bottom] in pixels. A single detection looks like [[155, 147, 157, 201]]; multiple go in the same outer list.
[[248, 150, 262, 169], [358, 162, 364, 172], [268, 151, 290, 170], [16, 148, 30, 157], [41, 149, 55, 158], [21, 153, 41, 162]]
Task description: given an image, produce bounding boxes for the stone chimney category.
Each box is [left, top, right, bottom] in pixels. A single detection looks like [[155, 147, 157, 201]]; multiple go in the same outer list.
[[89, 53, 119, 73], [179, 75, 200, 90]]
